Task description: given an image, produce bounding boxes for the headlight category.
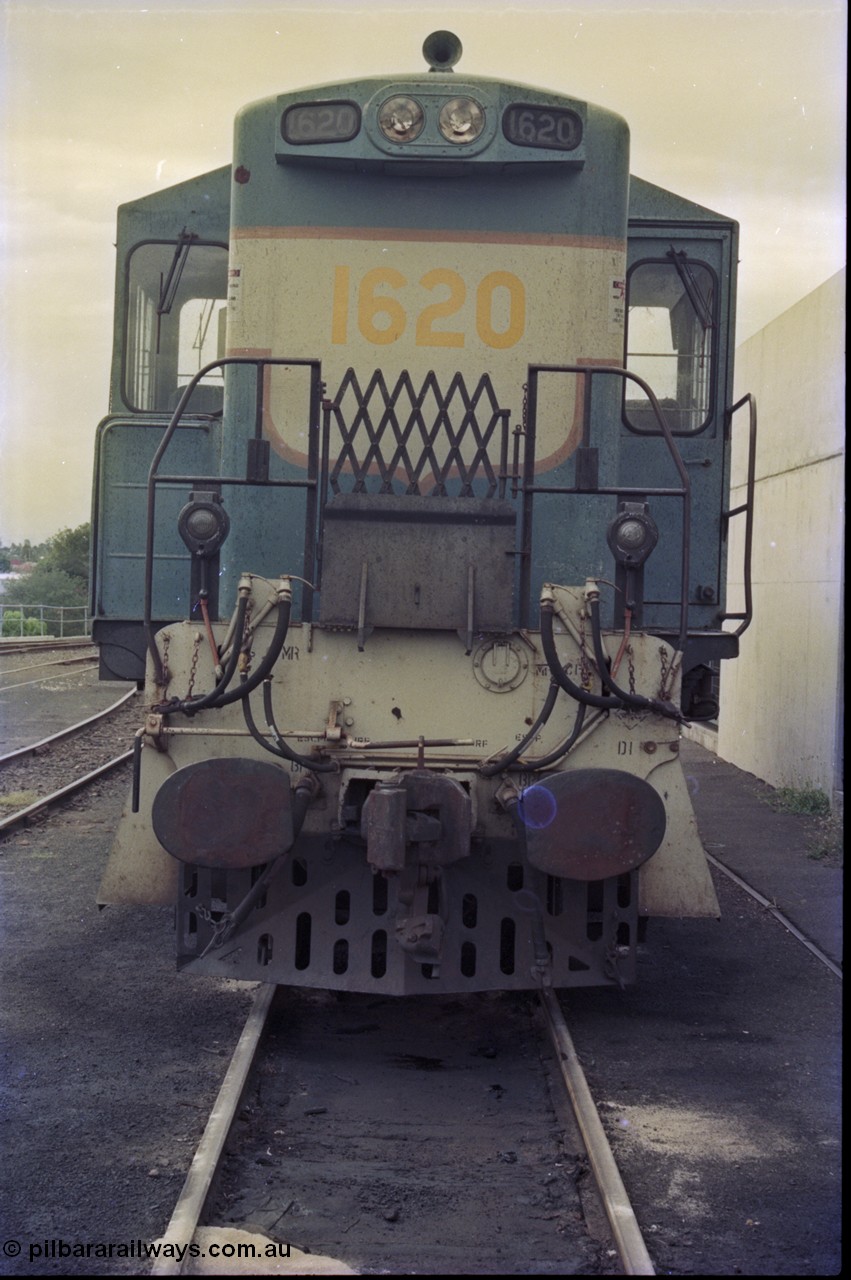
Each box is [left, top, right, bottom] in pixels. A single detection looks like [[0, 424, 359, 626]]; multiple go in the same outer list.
[[177, 492, 230, 556], [438, 97, 485, 144], [606, 502, 659, 568], [378, 96, 425, 143]]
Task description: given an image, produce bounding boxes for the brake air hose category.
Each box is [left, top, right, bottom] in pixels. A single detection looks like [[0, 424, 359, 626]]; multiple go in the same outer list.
[[203, 591, 292, 710], [519, 699, 588, 771], [539, 600, 622, 711], [240, 680, 338, 773], [587, 595, 682, 723], [152, 591, 248, 716], [478, 679, 560, 777]]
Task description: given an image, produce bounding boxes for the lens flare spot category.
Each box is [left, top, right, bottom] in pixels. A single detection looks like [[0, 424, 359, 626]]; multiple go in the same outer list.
[[518, 785, 557, 830]]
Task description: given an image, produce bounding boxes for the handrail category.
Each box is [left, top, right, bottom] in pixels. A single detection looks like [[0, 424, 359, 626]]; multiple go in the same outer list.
[[0, 603, 91, 639], [143, 356, 322, 687], [521, 364, 692, 651], [719, 392, 758, 637]]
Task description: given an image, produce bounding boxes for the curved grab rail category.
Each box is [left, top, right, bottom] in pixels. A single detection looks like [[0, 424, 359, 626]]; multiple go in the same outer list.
[[720, 392, 758, 637], [521, 364, 692, 650], [142, 356, 322, 687]]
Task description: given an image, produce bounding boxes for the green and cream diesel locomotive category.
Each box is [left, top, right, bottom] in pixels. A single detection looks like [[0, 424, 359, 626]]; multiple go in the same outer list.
[[91, 32, 756, 993]]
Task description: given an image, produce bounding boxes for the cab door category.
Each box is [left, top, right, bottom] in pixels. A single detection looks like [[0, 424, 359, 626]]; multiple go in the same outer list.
[[621, 199, 738, 638]]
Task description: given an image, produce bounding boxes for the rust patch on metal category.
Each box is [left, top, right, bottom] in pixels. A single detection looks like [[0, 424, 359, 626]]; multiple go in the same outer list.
[[521, 768, 666, 880], [361, 769, 472, 870], [152, 758, 293, 869]]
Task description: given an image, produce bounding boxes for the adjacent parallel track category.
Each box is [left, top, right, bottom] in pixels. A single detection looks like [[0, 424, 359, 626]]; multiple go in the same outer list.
[[0, 749, 135, 835], [706, 851, 842, 979], [0, 687, 137, 766], [0, 688, 137, 834], [0, 637, 94, 657]]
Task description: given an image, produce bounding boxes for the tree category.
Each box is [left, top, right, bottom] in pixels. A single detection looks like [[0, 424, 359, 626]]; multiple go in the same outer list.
[[43, 524, 90, 582], [12, 566, 87, 609], [6, 524, 90, 611]]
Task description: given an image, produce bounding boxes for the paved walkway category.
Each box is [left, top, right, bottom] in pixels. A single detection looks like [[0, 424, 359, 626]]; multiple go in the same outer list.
[[680, 739, 842, 969]]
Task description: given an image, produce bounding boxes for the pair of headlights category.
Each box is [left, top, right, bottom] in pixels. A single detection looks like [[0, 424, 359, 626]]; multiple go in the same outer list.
[[378, 95, 484, 145]]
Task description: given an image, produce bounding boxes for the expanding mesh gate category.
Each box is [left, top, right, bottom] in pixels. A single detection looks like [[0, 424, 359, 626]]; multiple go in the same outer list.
[[322, 368, 513, 497], [317, 369, 519, 640]]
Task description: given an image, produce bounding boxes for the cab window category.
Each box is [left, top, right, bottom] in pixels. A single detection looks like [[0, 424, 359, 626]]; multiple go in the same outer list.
[[123, 239, 228, 413], [624, 253, 716, 433]]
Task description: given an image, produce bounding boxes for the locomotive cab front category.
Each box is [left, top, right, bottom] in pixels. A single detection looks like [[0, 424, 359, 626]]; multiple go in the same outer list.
[[91, 33, 756, 993]]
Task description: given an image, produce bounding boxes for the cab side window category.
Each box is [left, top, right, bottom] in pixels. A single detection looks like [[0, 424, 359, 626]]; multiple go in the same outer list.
[[624, 253, 716, 433], [123, 239, 228, 413]]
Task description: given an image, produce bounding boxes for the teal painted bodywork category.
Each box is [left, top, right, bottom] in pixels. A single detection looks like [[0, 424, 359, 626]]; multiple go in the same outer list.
[[91, 68, 740, 682]]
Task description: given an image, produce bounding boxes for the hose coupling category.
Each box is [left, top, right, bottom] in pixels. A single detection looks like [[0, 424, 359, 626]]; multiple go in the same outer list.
[[293, 770, 322, 801]]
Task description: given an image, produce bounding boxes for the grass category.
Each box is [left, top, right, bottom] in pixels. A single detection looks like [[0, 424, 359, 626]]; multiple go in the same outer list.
[[764, 785, 843, 865], [0, 790, 40, 809], [770, 786, 831, 817], [806, 813, 844, 864]]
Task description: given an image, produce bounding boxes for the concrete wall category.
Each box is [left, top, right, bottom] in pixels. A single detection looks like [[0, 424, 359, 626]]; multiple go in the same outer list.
[[717, 269, 844, 806]]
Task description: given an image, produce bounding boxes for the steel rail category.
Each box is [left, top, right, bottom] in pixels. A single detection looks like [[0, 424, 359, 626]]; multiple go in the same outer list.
[[0, 660, 100, 694], [0, 750, 134, 835], [0, 637, 94, 656], [0, 687, 137, 765], [150, 984, 277, 1277], [147, 983, 647, 1273], [539, 988, 655, 1276], [0, 652, 96, 680], [705, 851, 842, 979]]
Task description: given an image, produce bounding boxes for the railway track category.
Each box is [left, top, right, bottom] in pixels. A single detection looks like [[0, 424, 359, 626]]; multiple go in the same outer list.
[[0, 688, 138, 834], [0, 636, 95, 657], [705, 852, 842, 980], [151, 985, 654, 1276], [144, 841, 838, 1278], [0, 653, 99, 694], [0, 655, 834, 1272], [0, 721, 838, 1273]]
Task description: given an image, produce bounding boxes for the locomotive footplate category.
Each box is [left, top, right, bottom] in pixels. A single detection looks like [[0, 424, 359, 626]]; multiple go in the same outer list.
[[175, 835, 638, 994]]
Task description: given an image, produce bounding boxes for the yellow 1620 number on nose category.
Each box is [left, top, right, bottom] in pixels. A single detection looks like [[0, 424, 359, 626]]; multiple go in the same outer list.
[[331, 266, 526, 350]]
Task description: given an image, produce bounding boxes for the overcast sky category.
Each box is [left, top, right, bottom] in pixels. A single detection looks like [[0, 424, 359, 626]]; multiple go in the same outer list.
[[0, 0, 845, 545]]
